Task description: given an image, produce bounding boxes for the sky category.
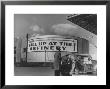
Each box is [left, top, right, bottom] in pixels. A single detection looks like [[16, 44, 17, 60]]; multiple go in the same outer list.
[[14, 14, 72, 38]]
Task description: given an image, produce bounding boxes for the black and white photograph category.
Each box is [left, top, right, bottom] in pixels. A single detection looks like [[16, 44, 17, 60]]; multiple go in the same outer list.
[[14, 14, 97, 76], [3, 3, 107, 85]]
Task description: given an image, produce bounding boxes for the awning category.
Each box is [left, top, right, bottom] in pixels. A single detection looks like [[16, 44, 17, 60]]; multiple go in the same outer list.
[[67, 14, 97, 35]]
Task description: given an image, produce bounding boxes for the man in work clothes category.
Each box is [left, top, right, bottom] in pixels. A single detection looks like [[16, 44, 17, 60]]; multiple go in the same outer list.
[[61, 54, 72, 76], [54, 47, 61, 76]]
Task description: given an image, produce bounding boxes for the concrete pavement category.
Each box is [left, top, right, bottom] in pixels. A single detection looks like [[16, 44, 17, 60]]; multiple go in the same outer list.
[[14, 66, 55, 76]]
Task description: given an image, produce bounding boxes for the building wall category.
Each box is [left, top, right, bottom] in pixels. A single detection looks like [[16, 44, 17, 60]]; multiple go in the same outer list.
[[77, 37, 89, 54], [14, 38, 22, 62], [82, 39, 89, 54], [89, 43, 97, 60], [24, 37, 89, 62]]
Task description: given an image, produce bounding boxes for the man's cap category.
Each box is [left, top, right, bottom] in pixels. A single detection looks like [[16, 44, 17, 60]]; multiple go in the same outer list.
[[56, 46, 61, 51]]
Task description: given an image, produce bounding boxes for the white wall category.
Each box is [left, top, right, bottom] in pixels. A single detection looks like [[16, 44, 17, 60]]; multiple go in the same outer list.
[[27, 52, 55, 62], [89, 43, 97, 60]]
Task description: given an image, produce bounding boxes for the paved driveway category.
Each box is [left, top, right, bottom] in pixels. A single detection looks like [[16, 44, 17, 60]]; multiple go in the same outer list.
[[14, 66, 55, 76]]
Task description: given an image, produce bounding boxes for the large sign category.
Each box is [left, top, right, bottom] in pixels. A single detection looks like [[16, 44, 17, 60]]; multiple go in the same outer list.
[[28, 38, 77, 52]]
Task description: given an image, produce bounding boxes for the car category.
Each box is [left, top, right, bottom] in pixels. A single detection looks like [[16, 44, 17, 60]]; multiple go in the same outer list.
[[75, 54, 97, 75], [65, 53, 97, 75]]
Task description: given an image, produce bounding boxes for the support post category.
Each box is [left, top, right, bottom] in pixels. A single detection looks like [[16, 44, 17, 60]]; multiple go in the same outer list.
[[26, 33, 28, 62]]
